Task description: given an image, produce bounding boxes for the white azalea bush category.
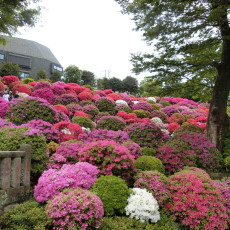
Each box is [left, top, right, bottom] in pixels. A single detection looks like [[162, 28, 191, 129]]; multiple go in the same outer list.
[[125, 188, 160, 223], [151, 117, 163, 124], [147, 97, 156, 103], [116, 99, 128, 106]]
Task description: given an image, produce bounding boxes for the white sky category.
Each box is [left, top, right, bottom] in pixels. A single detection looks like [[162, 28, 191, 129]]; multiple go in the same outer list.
[[16, 0, 150, 82]]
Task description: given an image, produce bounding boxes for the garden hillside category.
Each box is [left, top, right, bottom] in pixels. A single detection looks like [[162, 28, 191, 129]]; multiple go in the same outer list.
[[0, 75, 229, 230]]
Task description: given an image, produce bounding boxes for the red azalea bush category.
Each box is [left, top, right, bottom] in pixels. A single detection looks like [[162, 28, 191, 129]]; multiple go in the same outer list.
[[107, 93, 122, 101], [53, 121, 83, 142], [46, 188, 104, 230], [0, 82, 5, 91], [117, 111, 137, 120], [167, 122, 181, 133], [31, 88, 54, 104], [78, 91, 93, 101], [12, 84, 31, 95], [47, 141, 82, 169], [54, 104, 69, 115], [104, 89, 114, 94], [74, 110, 88, 117], [34, 162, 99, 202], [134, 171, 170, 206], [2, 75, 19, 85], [27, 82, 37, 87], [124, 122, 165, 148], [165, 168, 228, 230], [77, 140, 136, 181]]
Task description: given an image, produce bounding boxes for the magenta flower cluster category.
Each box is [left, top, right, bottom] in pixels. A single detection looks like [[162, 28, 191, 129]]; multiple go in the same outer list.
[[131, 101, 153, 112], [78, 140, 136, 180], [165, 168, 228, 230], [34, 162, 99, 202], [46, 188, 104, 230], [0, 98, 9, 118]]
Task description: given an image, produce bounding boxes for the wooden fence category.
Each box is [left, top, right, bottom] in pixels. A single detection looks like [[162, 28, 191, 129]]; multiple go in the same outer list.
[[0, 144, 31, 215]]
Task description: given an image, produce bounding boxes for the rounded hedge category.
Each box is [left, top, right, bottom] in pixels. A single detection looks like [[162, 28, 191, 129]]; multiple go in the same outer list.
[[96, 97, 115, 114], [72, 116, 94, 130], [135, 156, 165, 173], [91, 175, 130, 216], [0, 126, 48, 184], [0, 200, 50, 230], [96, 116, 126, 131]]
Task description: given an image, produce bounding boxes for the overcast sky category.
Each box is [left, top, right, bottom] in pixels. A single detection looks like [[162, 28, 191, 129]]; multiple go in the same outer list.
[[16, 0, 150, 82]]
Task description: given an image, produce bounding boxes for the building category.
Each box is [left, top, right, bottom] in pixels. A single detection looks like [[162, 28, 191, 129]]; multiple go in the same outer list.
[[0, 35, 63, 79]]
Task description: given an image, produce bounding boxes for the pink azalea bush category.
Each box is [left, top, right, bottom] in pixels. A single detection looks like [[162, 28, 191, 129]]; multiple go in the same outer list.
[[165, 168, 228, 230], [47, 141, 82, 169], [31, 88, 55, 104], [0, 98, 9, 118], [78, 140, 136, 181], [46, 188, 104, 230], [34, 162, 99, 202]]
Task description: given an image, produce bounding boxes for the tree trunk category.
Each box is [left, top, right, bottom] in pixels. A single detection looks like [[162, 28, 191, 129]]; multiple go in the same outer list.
[[206, 7, 230, 150]]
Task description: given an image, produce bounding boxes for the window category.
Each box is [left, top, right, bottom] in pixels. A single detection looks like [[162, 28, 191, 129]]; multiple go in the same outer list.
[[0, 53, 4, 60], [8, 53, 31, 69], [51, 63, 63, 73], [20, 72, 30, 80]]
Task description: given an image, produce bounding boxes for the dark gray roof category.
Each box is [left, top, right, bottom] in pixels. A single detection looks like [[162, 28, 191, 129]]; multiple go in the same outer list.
[[0, 35, 61, 64]]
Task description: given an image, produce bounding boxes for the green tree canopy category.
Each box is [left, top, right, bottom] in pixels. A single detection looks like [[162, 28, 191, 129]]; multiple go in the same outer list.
[[81, 70, 96, 86], [122, 76, 138, 94], [0, 0, 41, 45], [108, 77, 124, 92], [63, 65, 82, 84], [116, 0, 230, 149], [0, 62, 21, 77]]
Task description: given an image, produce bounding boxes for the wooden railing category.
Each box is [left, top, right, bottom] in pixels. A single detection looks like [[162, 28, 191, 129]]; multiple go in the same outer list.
[[0, 145, 31, 215]]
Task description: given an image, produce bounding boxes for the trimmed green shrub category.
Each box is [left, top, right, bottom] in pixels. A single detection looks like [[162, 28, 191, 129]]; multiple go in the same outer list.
[[159, 100, 171, 107], [96, 116, 126, 131], [224, 156, 230, 169], [96, 97, 116, 114], [21, 78, 34, 84], [115, 104, 133, 113], [91, 175, 130, 216], [133, 109, 150, 118], [135, 156, 165, 173], [0, 126, 48, 184], [99, 210, 177, 230], [0, 200, 50, 230], [142, 147, 156, 156], [72, 116, 94, 130]]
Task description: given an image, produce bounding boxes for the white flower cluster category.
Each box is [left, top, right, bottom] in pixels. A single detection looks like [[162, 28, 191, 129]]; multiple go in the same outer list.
[[60, 128, 71, 135], [125, 188, 160, 223], [115, 99, 128, 106], [151, 117, 163, 124], [147, 97, 156, 103]]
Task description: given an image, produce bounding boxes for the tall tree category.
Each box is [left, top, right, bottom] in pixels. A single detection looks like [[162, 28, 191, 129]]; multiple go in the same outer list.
[[123, 76, 138, 94], [63, 65, 82, 84], [116, 0, 230, 149], [108, 77, 124, 92], [81, 70, 96, 86], [0, 0, 41, 44]]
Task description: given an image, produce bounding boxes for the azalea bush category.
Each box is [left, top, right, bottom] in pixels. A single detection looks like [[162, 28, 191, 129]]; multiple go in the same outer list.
[[83, 104, 99, 118], [91, 175, 130, 216], [125, 188, 160, 223], [72, 115, 94, 130], [6, 97, 69, 125], [0, 98, 9, 118], [78, 140, 136, 181], [78, 129, 130, 144], [96, 97, 115, 114], [47, 141, 82, 169], [125, 122, 165, 148], [46, 188, 104, 230], [34, 162, 99, 202], [165, 168, 228, 230], [53, 93, 79, 105]]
